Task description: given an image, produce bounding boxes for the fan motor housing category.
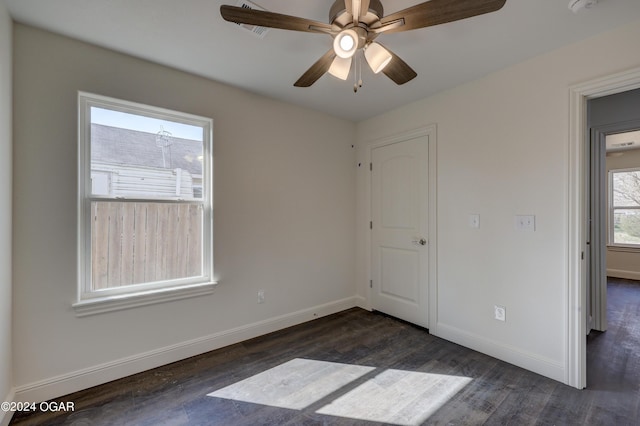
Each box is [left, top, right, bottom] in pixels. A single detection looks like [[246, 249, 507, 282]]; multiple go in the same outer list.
[[329, 0, 384, 27]]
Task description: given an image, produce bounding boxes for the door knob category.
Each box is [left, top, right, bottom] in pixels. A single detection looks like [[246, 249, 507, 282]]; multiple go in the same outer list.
[[412, 237, 427, 246]]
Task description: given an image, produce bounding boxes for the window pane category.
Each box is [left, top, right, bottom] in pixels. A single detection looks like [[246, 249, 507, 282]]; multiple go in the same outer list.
[[91, 201, 203, 290], [613, 209, 640, 245], [612, 171, 640, 207], [90, 107, 204, 199]]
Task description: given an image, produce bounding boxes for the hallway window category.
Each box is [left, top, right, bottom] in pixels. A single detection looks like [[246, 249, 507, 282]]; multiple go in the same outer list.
[[609, 168, 640, 247]]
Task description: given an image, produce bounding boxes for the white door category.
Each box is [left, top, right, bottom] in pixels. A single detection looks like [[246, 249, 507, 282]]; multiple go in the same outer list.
[[371, 135, 429, 328]]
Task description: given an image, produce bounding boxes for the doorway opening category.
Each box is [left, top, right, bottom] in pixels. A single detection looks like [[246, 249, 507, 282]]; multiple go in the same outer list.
[[588, 124, 640, 337], [568, 69, 640, 389]]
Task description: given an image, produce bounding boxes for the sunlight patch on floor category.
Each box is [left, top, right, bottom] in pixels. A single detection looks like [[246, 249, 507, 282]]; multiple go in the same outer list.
[[316, 369, 472, 425], [207, 358, 375, 410], [208, 358, 472, 425]]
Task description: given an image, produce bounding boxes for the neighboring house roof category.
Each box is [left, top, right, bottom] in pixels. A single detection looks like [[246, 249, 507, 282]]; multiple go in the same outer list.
[[91, 123, 203, 176]]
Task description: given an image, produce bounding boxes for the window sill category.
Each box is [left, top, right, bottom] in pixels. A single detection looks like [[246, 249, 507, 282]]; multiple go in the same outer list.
[[72, 281, 217, 317], [607, 245, 640, 253]]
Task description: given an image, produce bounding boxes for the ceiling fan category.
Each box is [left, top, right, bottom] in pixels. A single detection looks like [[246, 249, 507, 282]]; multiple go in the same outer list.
[[220, 0, 507, 88]]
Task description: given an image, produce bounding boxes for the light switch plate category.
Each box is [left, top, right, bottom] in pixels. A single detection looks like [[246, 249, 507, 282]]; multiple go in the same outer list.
[[469, 214, 480, 229]]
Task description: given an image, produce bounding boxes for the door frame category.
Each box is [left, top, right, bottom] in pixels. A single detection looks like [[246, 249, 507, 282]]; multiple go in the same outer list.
[[588, 120, 640, 333], [568, 66, 640, 389], [365, 125, 438, 331]]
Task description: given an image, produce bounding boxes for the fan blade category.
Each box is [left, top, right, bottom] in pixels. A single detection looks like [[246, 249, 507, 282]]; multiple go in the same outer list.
[[220, 5, 338, 35], [294, 50, 337, 87], [379, 45, 417, 85], [378, 0, 506, 34]]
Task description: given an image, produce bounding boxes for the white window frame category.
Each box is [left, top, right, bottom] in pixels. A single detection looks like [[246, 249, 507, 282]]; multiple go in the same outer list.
[[74, 92, 215, 316], [608, 167, 640, 251]]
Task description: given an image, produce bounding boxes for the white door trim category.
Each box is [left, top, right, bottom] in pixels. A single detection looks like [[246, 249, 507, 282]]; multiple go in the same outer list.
[[365, 125, 438, 331], [568, 66, 640, 389]]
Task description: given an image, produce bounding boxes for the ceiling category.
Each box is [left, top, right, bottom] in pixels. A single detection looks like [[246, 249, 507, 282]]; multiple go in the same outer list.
[[5, 0, 640, 121]]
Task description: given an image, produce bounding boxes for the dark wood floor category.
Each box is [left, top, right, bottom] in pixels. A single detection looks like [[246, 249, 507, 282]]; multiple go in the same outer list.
[[10, 278, 640, 425]]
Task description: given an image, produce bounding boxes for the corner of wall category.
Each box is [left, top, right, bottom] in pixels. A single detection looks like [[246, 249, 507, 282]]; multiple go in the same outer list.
[[0, 0, 13, 422]]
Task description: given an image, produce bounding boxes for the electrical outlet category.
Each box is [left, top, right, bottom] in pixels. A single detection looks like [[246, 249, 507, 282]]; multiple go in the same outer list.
[[494, 305, 506, 322], [257, 289, 265, 304], [515, 215, 535, 231]]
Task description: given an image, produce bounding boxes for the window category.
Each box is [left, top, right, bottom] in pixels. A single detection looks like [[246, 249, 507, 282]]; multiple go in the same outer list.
[[609, 167, 640, 248], [75, 92, 214, 316]]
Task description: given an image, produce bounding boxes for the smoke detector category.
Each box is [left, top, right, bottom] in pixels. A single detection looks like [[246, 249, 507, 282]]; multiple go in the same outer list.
[[569, 0, 598, 14]]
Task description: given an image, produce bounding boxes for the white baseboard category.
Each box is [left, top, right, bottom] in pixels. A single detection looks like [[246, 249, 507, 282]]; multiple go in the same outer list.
[[1, 388, 15, 426], [607, 269, 640, 281], [14, 297, 359, 404], [435, 322, 566, 383]]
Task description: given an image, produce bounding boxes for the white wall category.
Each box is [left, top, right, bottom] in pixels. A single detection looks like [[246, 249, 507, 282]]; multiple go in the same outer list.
[[12, 25, 356, 401], [0, 0, 13, 423], [606, 149, 640, 280], [356, 19, 640, 383]]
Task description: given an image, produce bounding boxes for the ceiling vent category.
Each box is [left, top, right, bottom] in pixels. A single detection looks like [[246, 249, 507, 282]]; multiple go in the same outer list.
[[234, 0, 270, 39]]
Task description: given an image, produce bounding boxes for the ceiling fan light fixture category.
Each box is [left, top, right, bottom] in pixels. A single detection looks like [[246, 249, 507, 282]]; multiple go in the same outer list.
[[364, 42, 392, 74], [328, 56, 352, 80], [333, 29, 358, 58], [221, 0, 508, 88]]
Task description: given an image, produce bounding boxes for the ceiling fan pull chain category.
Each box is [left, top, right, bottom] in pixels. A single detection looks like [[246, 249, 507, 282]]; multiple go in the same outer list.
[[358, 52, 363, 88], [353, 53, 363, 93], [353, 52, 358, 92]]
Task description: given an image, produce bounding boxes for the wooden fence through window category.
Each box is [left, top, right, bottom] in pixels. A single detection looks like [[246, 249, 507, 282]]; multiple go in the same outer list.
[[91, 201, 202, 289]]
